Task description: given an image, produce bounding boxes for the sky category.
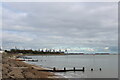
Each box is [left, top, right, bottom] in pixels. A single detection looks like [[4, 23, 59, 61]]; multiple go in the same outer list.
[[1, 2, 118, 53]]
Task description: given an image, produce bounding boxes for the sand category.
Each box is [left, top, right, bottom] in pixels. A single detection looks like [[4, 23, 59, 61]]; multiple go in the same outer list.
[[2, 53, 58, 79]]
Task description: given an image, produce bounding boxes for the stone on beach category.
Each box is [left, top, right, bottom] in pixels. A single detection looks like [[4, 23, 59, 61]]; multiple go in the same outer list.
[[2, 54, 55, 79]]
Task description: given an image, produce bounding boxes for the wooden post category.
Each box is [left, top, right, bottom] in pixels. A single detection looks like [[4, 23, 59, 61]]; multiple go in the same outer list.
[[53, 67, 56, 71], [91, 68, 93, 71], [83, 67, 85, 72], [73, 67, 75, 71], [64, 67, 66, 71]]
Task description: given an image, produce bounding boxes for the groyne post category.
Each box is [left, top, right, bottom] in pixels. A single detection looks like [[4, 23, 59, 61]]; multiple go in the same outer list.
[[83, 67, 85, 72], [64, 67, 66, 71], [73, 67, 75, 71], [53, 67, 56, 71], [91, 68, 93, 71]]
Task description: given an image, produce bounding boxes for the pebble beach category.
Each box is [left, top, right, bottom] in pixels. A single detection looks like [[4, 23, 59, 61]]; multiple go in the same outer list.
[[2, 53, 59, 79]]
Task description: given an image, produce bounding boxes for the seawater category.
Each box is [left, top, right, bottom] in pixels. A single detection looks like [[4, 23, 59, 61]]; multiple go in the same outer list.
[[25, 55, 118, 78]]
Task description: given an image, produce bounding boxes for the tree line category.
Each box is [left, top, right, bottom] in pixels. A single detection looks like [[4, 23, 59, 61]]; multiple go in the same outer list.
[[4, 48, 67, 54]]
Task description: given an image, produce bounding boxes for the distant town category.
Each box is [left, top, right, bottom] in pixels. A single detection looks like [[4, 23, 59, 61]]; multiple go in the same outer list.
[[0, 47, 116, 55]]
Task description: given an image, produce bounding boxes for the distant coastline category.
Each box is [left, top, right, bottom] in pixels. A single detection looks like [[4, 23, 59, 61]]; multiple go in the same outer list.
[[3, 48, 117, 55]]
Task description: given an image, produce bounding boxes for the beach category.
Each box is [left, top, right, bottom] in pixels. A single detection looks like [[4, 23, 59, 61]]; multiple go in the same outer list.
[[2, 53, 118, 79], [2, 53, 59, 79]]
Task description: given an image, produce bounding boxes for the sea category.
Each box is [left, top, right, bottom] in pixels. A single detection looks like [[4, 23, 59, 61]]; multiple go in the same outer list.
[[25, 55, 118, 78]]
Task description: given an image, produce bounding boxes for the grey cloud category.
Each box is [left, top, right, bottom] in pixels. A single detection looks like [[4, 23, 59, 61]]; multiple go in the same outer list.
[[2, 2, 118, 53]]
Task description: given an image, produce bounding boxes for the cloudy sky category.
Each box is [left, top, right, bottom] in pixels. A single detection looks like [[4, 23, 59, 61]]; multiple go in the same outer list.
[[1, 2, 118, 53]]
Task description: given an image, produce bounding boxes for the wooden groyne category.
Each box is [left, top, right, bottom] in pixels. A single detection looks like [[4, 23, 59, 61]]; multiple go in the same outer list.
[[38, 67, 85, 72]]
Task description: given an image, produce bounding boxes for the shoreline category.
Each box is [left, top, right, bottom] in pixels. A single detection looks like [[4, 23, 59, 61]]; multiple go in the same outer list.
[[2, 53, 61, 79], [2, 53, 117, 79], [16, 53, 118, 56]]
